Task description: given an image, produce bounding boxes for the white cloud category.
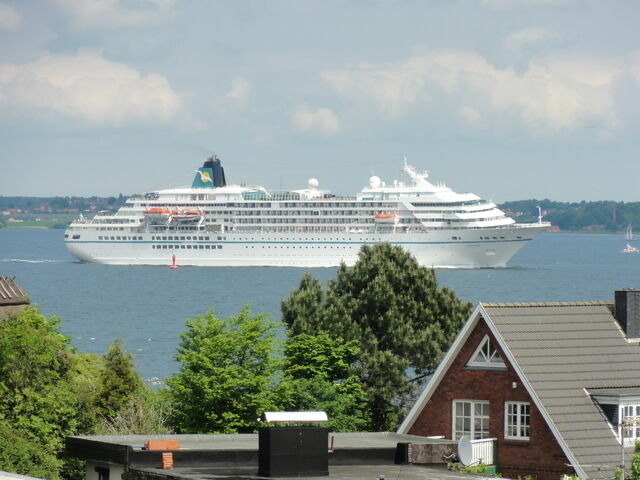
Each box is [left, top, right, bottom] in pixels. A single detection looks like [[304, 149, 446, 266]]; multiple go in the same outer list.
[[51, 0, 174, 29], [223, 76, 251, 110], [460, 106, 481, 126], [0, 3, 21, 31], [627, 51, 640, 85], [481, 0, 574, 9], [0, 53, 181, 126], [503, 28, 561, 54], [293, 106, 340, 136], [323, 51, 625, 133]]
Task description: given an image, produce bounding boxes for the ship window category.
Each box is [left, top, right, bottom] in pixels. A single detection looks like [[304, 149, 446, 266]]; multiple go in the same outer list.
[[162, 236, 167, 240], [187, 236, 191, 240], [187, 245, 192, 249], [218, 245, 222, 249], [72, 234, 81, 239], [180, 236, 185, 240], [181, 245, 186, 249]]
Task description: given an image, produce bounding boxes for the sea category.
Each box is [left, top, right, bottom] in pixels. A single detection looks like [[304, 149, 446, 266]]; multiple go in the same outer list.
[[1, 228, 639, 385]]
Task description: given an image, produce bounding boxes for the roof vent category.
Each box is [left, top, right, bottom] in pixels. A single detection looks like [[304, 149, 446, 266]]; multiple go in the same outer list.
[[615, 289, 640, 339]]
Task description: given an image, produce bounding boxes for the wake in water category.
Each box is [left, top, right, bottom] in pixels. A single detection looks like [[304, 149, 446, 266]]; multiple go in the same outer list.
[[0, 258, 68, 263]]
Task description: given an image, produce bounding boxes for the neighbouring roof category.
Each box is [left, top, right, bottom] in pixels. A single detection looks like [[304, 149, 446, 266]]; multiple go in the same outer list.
[[68, 431, 449, 451], [400, 301, 640, 480], [0, 276, 29, 307]]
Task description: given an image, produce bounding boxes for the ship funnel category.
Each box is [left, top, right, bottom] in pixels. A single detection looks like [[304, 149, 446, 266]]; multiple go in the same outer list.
[[192, 155, 227, 188]]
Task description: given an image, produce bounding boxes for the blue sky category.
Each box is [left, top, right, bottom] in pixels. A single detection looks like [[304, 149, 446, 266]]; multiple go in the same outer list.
[[0, 0, 638, 201]]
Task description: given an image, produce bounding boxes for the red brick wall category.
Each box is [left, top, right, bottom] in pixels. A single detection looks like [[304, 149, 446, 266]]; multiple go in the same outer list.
[[407, 318, 575, 480]]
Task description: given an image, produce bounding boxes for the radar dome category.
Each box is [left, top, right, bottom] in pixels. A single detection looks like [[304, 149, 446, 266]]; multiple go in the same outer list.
[[308, 178, 319, 189], [369, 176, 381, 188]]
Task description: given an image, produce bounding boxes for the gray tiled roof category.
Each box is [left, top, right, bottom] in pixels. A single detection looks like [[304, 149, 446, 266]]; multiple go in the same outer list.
[[0, 276, 28, 305], [484, 303, 640, 480]]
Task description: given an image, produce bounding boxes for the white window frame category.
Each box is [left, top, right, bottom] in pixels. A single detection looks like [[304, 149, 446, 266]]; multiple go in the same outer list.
[[452, 399, 490, 440], [504, 401, 530, 440], [619, 404, 640, 446], [466, 335, 506, 369]]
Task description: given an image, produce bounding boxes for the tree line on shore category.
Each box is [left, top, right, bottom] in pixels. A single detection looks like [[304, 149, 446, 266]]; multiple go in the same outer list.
[[3, 195, 640, 233], [502, 199, 640, 232], [0, 244, 471, 480]]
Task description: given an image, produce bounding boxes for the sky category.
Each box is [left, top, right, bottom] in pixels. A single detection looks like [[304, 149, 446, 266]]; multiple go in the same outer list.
[[0, 0, 639, 202]]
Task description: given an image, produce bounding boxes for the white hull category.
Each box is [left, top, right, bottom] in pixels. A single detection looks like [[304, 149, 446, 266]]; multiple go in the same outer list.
[[65, 225, 546, 268]]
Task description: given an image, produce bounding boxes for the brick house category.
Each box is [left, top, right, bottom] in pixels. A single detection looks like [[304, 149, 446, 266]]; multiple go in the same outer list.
[[398, 290, 640, 480]]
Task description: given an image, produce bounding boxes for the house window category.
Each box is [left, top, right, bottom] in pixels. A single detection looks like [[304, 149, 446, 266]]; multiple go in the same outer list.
[[453, 400, 490, 440], [466, 335, 506, 369], [620, 405, 640, 444], [505, 401, 530, 440]]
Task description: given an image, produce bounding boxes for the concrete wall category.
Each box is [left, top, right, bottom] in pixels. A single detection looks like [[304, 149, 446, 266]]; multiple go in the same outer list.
[[86, 462, 124, 480]]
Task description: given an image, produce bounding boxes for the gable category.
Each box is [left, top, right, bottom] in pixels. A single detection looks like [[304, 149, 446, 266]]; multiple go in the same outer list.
[[398, 304, 586, 479]]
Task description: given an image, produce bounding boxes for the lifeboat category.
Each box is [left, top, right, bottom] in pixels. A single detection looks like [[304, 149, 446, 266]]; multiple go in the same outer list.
[[144, 207, 172, 223], [374, 213, 397, 223], [170, 209, 204, 222]]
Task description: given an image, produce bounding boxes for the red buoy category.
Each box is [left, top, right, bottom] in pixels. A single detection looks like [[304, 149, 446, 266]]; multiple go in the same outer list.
[[169, 254, 180, 270]]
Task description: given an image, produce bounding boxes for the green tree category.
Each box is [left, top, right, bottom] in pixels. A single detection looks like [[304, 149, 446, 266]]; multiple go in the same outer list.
[[97, 389, 171, 435], [0, 307, 78, 479], [95, 340, 143, 419], [0, 421, 61, 479], [277, 333, 370, 432], [281, 243, 472, 430], [631, 441, 640, 480], [71, 353, 104, 434], [167, 306, 280, 433]]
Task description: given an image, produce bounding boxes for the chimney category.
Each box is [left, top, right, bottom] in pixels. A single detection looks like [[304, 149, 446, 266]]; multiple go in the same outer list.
[[615, 289, 640, 339]]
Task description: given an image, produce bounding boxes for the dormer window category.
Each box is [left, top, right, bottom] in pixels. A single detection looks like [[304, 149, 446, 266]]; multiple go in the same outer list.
[[589, 387, 640, 446], [466, 335, 506, 369]]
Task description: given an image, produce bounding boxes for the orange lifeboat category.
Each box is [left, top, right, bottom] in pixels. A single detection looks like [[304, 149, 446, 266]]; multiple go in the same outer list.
[[374, 213, 397, 223], [144, 207, 172, 224], [144, 207, 171, 215], [171, 208, 204, 222]]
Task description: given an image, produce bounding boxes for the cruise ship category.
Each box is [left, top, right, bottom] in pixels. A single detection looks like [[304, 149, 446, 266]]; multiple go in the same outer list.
[[64, 156, 549, 268]]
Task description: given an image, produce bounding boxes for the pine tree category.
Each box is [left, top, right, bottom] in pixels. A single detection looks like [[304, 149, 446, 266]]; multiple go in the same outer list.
[[281, 243, 472, 430], [95, 340, 143, 419]]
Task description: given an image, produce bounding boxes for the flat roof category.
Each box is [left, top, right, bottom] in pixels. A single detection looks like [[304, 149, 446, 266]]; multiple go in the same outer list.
[[131, 463, 498, 480], [69, 431, 452, 451]]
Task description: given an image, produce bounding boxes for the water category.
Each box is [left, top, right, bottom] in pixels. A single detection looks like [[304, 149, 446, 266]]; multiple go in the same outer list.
[[1, 229, 639, 383]]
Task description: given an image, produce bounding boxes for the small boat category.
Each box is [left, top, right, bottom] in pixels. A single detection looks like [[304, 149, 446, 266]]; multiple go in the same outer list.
[[622, 224, 639, 253], [374, 213, 397, 223], [143, 207, 172, 223], [170, 209, 204, 222]]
